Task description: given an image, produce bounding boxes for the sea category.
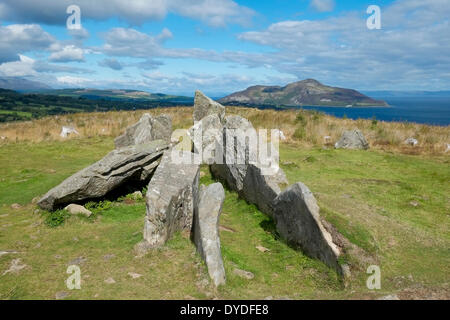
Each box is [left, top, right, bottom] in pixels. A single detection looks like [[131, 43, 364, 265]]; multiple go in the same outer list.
[[298, 97, 450, 126]]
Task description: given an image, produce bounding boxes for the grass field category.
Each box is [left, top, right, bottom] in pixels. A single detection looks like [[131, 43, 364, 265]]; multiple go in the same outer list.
[[0, 109, 449, 300]]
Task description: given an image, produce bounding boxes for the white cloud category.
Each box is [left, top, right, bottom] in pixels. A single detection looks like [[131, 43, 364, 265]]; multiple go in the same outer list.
[[49, 45, 85, 62], [0, 0, 254, 27], [101, 28, 171, 58], [310, 0, 335, 12], [234, 0, 450, 90], [0, 54, 37, 77], [56, 75, 91, 86], [0, 24, 55, 62]]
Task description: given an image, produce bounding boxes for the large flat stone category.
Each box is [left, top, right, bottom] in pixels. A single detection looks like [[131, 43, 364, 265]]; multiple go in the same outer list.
[[38, 140, 168, 211], [193, 183, 226, 287], [143, 150, 200, 247]]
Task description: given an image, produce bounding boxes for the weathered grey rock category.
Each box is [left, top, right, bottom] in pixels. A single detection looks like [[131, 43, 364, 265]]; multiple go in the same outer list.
[[240, 164, 287, 217], [0, 250, 19, 257], [104, 277, 116, 284], [193, 91, 225, 123], [64, 204, 92, 217], [143, 150, 200, 247], [405, 137, 418, 146], [60, 126, 79, 138], [128, 272, 142, 279], [193, 183, 226, 287], [2, 258, 27, 275], [377, 294, 400, 300], [210, 115, 256, 191], [189, 114, 223, 164], [233, 268, 254, 280], [273, 183, 342, 273], [210, 115, 288, 217], [335, 130, 369, 150], [150, 114, 172, 142], [38, 140, 169, 211], [55, 291, 70, 300], [130, 191, 143, 200], [114, 113, 172, 148]]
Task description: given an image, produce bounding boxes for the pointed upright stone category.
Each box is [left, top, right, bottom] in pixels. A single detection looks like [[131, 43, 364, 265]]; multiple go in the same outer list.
[[273, 182, 343, 274], [193, 91, 225, 123], [143, 150, 200, 247], [193, 183, 226, 287], [114, 113, 172, 149]]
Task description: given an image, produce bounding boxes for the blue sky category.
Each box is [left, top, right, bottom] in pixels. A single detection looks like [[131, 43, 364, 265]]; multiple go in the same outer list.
[[0, 0, 449, 96]]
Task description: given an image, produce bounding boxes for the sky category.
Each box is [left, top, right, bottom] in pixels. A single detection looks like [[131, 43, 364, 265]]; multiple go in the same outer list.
[[0, 0, 449, 96]]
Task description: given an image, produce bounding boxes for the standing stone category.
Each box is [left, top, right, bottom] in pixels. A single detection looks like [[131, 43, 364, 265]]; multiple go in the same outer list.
[[193, 91, 225, 123], [335, 130, 369, 150], [38, 140, 168, 211], [210, 115, 256, 191], [273, 182, 342, 274], [193, 183, 226, 287], [114, 114, 172, 148], [143, 150, 200, 247], [188, 114, 223, 164], [210, 115, 288, 216], [150, 114, 172, 142], [241, 164, 287, 217]]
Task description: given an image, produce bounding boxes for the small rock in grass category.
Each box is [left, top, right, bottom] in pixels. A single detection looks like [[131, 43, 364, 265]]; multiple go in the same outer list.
[[219, 225, 235, 233], [128, 272, 142, 279], [134, 241, 152, 257], [0, 250, 19, 257], [409, 201, 419, 207], [404, 138, 418, 146], [68, 256, 87, 266], [11, 203, 22, 209], [233, 268, 254, 280], [2, 258, 27, 275], [103, 254, 116, 261], [64, 204, 92, 217], [256, 246, 270, 253], [55, 291, 69, 300], [377, 294, 400, 300], [130, 191, 143, 200], [104, 277, 116, 284], [341, 264, 351, 278]]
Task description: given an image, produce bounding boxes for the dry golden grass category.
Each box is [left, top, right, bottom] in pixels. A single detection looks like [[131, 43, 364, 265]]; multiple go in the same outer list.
[[0, 106, 449, 156]]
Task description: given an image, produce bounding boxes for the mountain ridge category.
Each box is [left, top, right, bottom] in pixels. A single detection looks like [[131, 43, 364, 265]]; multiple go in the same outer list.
[[219, 79, 388, 107]]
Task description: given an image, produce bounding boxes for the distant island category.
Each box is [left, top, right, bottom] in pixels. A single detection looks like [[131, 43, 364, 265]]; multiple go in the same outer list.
[[41, 88, 193, 103], [219, 79, 388, 107]]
